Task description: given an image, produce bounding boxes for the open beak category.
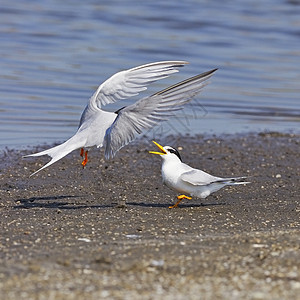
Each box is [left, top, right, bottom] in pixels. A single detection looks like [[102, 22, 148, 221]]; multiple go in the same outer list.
[[149, 141, 167, 155]]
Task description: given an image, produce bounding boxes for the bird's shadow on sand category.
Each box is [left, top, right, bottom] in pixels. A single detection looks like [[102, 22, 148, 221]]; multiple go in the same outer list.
[[13, 196, 226, 210], [13, 195, 114, 209], [126, 201, 226, 209]]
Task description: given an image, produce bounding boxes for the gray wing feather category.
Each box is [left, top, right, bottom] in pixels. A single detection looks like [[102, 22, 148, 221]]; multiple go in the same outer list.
[[88, 61, 188, 110], [180, 169, 221, 185], [181, 169, 248, 185], [104, 69, 217, 159]]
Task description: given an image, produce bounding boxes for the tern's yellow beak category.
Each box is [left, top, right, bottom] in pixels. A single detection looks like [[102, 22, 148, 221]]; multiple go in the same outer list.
[[149, 141, 167, 155]]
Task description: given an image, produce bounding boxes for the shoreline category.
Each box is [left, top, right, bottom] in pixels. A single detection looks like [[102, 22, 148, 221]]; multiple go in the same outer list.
[[1, 128, 298, 152], [0, 132, 299, 299]]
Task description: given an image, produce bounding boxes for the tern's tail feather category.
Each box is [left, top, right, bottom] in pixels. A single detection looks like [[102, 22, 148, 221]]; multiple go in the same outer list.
[[24, 136, 85, 176], [219, 176, 250, 185]]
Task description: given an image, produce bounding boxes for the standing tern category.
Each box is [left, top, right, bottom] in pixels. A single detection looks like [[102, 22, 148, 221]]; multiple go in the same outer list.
[[25, 61, 217, 176], [149, 141, 250, 208]]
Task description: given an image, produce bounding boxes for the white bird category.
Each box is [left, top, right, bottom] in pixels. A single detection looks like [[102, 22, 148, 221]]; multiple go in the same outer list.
[[149, 141, 250, 208], [25, 61, 217, 176]]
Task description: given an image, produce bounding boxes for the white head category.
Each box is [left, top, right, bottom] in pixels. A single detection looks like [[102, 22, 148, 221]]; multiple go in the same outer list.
[[149, 141, 182, 162]]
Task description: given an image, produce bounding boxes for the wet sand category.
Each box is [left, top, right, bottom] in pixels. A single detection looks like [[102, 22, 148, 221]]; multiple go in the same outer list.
[[0, 132, 299, 299]]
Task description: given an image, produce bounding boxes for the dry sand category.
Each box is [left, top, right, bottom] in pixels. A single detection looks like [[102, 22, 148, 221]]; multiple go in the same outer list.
[[0, 132, 299, 299]]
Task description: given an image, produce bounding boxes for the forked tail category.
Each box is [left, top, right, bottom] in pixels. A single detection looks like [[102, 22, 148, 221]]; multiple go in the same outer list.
[[24, 136, 85, 176]]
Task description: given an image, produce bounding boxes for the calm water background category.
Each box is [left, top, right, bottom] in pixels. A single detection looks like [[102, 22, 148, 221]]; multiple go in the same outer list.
[[0, 0, 299, 150]]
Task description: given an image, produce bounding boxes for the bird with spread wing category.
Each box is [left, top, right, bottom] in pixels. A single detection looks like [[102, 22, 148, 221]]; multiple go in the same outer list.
[[25, 61, 217, 176]]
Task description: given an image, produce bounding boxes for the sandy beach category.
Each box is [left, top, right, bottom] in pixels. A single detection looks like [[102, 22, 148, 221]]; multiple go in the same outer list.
[[0, 132, 299, 299]]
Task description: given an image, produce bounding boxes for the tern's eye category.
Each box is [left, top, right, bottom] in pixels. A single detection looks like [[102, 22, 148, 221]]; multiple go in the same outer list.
[[166, 148, 182, 161]]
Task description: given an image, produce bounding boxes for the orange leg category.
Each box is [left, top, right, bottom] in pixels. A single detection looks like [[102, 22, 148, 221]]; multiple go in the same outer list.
[[81, 150, 88, 167], [169, 194, 192, 209], [80, 148, 84, 157]]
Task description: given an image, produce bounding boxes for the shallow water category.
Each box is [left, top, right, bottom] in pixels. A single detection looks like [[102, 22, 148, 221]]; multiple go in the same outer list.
[[0, 0, 299, 150]]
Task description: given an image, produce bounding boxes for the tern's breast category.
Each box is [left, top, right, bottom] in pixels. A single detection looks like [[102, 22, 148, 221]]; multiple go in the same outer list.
[[162, 162, 187, 193], [78, 110, 116, 148]]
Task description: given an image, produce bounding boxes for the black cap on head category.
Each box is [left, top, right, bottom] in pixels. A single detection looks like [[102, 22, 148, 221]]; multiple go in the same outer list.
[[165, 146, 182, 161]]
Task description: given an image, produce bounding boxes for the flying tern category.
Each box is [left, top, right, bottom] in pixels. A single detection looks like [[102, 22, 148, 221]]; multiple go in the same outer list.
[[150, 141, 250, 208], [25, 61, 217, 176]]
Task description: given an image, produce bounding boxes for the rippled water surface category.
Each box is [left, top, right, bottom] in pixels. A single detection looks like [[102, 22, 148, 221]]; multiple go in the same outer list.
[[0, 0, 299, 149]]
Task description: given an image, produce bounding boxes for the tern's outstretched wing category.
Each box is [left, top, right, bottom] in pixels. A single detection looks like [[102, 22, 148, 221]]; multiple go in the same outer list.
[[88, 61, 188, 110], [104, 68, 218, 159]]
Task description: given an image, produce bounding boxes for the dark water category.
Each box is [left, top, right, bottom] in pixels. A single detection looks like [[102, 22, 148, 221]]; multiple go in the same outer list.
[[0, 0, 299, 150]]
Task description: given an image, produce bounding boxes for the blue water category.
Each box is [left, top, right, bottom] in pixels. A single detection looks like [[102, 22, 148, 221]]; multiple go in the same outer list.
[[0, 0, 299, 150]]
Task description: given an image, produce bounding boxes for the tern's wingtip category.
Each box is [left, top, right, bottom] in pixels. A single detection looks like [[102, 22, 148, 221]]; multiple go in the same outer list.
[[208, 68, 218, 75]]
